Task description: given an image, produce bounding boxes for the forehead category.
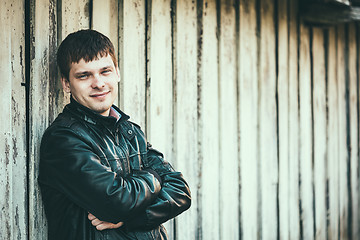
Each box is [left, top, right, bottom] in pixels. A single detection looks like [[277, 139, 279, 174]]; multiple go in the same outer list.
[[69, 55, 115, 73]]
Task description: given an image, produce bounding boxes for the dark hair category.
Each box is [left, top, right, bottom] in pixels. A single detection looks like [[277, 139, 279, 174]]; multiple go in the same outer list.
[[57, 29, 117, 80]]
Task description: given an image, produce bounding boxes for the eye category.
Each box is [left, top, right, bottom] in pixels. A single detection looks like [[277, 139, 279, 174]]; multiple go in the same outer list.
[[77, 74, 89, 80], [102, 69, 112, 75]]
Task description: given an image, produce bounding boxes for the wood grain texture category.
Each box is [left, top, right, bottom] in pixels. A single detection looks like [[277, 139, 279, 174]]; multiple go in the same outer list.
[[327, 27, 340, 240], [219, 0, 239, 239], [198, 0, 220, 239], [259, 0, 278, 238], [337, 24, 350, 240], [0, 1, 27, 239], [277, 0, 290, 238], [288, 0, 301, 238], [239, 0, 259, 238], [146, 0, 174, 236], [312, 27, 327, 240], [174, 1, 198, 239], [348, 22, 359, 239], [120, 0, 147, 127], [299, 23, 315, 240]]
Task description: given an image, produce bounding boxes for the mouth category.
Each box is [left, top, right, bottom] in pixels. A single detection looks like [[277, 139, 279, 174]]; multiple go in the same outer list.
[[90, 91, 110, 98]]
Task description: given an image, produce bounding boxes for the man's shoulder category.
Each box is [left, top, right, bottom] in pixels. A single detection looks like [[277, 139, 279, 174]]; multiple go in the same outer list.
[[43, 111, 86, 139]]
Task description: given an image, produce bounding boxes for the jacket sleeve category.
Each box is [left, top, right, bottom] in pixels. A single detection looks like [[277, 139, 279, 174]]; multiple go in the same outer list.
[[39, 126, 162, 224], [125, 147, 191, 230]]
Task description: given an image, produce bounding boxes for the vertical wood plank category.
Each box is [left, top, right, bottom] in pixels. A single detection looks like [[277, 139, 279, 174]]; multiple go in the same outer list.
[[0, 0, 27, 239], [259, 0, 278, 238], [277, 0, 290, 238], [28, 0, 58, 239], [199, 0, 220, 239], [91, 0, 119, 54], [120, 0, 146, 127], [288, 0, 301, 238], [299, 23, 314, 240], [337, 24, 350, 240], [174, 1, 198, 239], [327, 27, 340, 240], [348, 22, 359, 239], [219, 0, 239, 239], [146, 0, 174, 236], [312, 27, 327, 240], [239, 0, 259, 238]]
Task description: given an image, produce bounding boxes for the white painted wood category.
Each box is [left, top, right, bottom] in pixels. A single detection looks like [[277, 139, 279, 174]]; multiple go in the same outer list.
[[91, 0, 118, 54], [120, 0, 146, 127], [198, 1, 220, 239], [277, 0, 290, 238], [146, 0, 174, 237], [337, 25, 350, 240], [239, 0, 259, 239], [219, 1, 239, 239], [174, 1, 198, 239], [327, 27, 340, 240], [299, 24, 315, 240], [259, 0, 278, 239], [0, 1, 27, 239], [28, 0, 52, 239], [348, 23, 359, 239], [288, 1, 301, 238], [312, 27, 327, 240]]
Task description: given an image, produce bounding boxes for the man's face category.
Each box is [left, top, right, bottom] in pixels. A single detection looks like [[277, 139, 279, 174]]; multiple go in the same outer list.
[[62, 55, 119, 116]]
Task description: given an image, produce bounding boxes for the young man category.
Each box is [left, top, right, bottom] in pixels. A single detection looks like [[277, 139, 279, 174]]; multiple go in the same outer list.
[[38, 29, 191, 240]]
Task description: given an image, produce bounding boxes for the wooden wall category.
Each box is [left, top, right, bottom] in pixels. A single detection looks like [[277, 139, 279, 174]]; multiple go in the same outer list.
[[1, 0, 359, 239]]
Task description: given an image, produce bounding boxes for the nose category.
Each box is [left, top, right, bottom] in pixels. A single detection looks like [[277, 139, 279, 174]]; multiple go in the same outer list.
[[91, 74, 105, 89]]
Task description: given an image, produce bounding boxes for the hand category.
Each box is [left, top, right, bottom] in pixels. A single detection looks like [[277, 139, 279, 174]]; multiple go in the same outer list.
[[88, 213, 124, 231]]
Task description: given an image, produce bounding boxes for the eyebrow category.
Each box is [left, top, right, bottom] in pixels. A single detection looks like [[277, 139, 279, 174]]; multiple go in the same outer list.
[[73, 66, 114, 76]]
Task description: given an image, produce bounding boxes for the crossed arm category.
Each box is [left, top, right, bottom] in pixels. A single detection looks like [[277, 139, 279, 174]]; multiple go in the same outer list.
[[40, 127, 191, 231], [88, 147, 192, 231]]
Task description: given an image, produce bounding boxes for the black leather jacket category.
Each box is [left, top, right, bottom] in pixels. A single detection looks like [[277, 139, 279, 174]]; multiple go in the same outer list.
[[38, 99, 191, 239]]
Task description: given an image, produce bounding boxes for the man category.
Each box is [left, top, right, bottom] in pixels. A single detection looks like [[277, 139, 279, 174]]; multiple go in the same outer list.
[[38, 29, 191, 240]]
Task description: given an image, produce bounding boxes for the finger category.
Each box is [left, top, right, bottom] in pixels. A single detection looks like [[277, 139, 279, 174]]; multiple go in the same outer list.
[[114, 222, 124, 228], [88, 213, 96, 221], [96, 223, 109, 231], [91, 218, 104, 226]]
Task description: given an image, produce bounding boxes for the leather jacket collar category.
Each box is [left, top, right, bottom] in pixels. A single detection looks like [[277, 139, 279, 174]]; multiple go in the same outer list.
[[65, 97, 130, 131]]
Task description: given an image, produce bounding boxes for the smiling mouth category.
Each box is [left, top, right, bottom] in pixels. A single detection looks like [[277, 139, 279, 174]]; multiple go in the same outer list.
[[90, 91, 110, 98]]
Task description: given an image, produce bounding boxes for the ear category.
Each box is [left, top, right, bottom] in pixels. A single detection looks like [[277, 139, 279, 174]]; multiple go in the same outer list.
[[116, 67, 121, 82], [61, 77, 71, 93]]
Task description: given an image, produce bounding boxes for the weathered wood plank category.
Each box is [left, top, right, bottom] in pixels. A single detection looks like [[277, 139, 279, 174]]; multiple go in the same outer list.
[[91, 0, 119, 54], [0, 1, 27, 239], [337, 24, 350, 240], [219, 0, 239, 239], [312, 27, 327, 240], [259, 0, 278, 238], [174, 1, 198, 239], [28, 0, 55, 239], [299, 23, 315, 240], [199, 0, 220, 239], [146, 0, 174, 236], [277, 0, 290, 238], [288, 0, 301, 238], [348, 22, 359, 239], [327, 27, 340, 240], [120, 0, 146, 127], [239, 0, 259, 238]]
